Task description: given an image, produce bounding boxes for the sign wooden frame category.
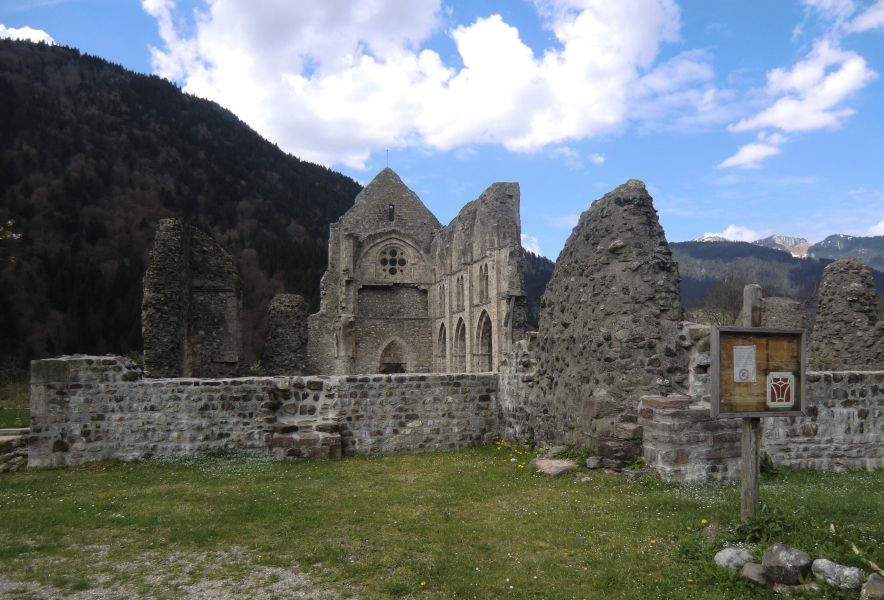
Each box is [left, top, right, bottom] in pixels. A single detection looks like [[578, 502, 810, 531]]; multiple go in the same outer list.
[[711, 326, 806, 418]]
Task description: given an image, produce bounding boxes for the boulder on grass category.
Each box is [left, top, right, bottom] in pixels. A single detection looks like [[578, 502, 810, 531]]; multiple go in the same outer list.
[[812, 559, 862, 590], [762, 543, 812, 585], [862, 573, 884, 600], [534, 458, 576, 476], [715, 548, 752, 571]]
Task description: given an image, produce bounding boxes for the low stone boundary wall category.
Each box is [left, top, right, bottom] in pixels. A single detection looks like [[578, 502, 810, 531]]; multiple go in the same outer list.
[[29, 356, 498, 468], [641, 371, 884, 483], [764, 371, 884, 471]]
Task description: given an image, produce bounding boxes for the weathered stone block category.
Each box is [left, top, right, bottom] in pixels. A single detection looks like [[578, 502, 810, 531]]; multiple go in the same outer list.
[[615, 422, 643, 440]]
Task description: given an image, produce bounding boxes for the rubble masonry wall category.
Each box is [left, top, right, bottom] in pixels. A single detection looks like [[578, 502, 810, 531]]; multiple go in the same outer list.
[[640, 371, 884, 484], [29, 356, 497, 468]]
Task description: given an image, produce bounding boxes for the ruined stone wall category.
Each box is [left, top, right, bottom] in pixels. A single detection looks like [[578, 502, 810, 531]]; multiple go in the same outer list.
[[29, 356, 497, 468], [143, 219, 242, 378], [262, 294, 309, 376], [29, 356, 270, 468], [430, 182, 526, 373], [142, 220, 191, 378], [498, 333, 539, 445], [761, 297, 809, 330], [532, 179, 688, 447], [330, 373, 497, 455], [307, 169, 524, 377], [641, 372, 884, 484], [763, 371, 884, 471], [353, 286, 432, 374], [811, 258, 884, 370], [640, 395, 742, 484]]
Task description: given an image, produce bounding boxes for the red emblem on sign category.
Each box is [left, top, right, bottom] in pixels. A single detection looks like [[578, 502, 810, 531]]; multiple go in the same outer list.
[[766, 372, 795, 408]]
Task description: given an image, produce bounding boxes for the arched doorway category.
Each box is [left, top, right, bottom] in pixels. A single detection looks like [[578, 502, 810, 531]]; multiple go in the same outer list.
[[379, 339, 408, 374], [474, 311, 493, 371], [436, 324, 447, 372], [453, 319, 466, 372]]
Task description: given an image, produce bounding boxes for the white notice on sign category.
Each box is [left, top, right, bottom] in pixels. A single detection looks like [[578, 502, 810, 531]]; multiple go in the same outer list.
[[734, 346, 757, 383]]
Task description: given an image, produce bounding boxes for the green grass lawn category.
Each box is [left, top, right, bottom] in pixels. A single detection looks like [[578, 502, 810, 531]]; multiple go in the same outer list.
[[1, 445, 882, 599], [0, 381, 29, 428]]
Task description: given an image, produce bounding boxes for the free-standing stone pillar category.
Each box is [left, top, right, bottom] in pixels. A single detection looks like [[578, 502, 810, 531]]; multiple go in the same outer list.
[[142, 219, 243, 378]]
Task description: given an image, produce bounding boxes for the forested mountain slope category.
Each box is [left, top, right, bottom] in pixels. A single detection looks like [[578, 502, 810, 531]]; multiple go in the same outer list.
[[523, 250, 554, 329], [0, 40, 362, 368]]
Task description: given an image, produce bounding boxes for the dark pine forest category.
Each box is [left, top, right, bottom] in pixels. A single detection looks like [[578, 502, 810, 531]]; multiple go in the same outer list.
[[0, 39, 362, 369]]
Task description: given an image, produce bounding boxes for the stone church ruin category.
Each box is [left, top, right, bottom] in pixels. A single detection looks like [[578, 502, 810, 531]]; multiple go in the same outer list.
[[26, 171, 884, 481], [307, 167, 526, 376]]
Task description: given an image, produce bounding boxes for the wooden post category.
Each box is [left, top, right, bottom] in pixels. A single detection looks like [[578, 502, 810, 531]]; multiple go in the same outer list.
[[740, 284, 762, 520], [741, 416, 761, 520]]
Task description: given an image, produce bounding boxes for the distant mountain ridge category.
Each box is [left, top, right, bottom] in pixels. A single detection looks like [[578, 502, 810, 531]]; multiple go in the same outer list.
[[808, 234, 884, 271], [690, 231, 884, 266], [754, 235, 810, 258]]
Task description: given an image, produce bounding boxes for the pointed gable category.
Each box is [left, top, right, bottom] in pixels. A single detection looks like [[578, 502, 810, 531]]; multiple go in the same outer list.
[[338, 168, 441, 250]]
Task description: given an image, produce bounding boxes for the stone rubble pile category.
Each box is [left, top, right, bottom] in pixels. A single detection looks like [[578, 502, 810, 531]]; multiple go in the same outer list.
[[712, 541, 882, 597]]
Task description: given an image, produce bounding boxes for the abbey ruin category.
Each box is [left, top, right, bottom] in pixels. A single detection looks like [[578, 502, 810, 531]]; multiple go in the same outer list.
[[24, 170, 884, 481], [307, 168, 525, 376]]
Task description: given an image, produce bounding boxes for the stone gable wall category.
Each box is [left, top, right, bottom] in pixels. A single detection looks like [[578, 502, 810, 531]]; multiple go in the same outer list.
[[29, 356, 497, 468], [532, 180, 688, 446]]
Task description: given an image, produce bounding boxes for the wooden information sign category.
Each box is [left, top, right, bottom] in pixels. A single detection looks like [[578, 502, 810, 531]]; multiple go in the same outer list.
[[711, 327, 806, 419]]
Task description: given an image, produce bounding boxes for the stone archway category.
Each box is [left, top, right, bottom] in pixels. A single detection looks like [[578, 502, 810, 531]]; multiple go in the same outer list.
[[453, 319, 467, 372], [474, 311, 493, 372], [379, 339, 408, 374], [436, 323, 447, 372]]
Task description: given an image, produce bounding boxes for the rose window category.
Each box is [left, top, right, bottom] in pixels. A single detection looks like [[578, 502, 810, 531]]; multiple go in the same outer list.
[[379, 246, 407, 276]]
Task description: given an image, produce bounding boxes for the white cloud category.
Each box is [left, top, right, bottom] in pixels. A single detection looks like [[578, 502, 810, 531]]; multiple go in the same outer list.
[[142, 0, 718, 168], [849, 0, 884, 31], [588, 153, 605, 164], [0, 24, 55, 44], [717, 142, 782, 169], [703, 225, 761, 242], [803, 0, 857, 22], [729, 40, 877, 133], [869, 217, 884, 236], [521, 234, 542, 255]]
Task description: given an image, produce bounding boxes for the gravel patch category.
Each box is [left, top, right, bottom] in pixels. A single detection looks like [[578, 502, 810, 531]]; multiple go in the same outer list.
[[0, 547, 355, 599]]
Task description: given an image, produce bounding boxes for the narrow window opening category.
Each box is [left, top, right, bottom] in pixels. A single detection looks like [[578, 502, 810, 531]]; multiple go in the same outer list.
[[388, 204, 395, 221]]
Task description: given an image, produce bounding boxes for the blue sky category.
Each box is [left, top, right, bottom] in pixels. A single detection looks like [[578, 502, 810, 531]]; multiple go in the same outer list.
[[2, 0, 884, 259]]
